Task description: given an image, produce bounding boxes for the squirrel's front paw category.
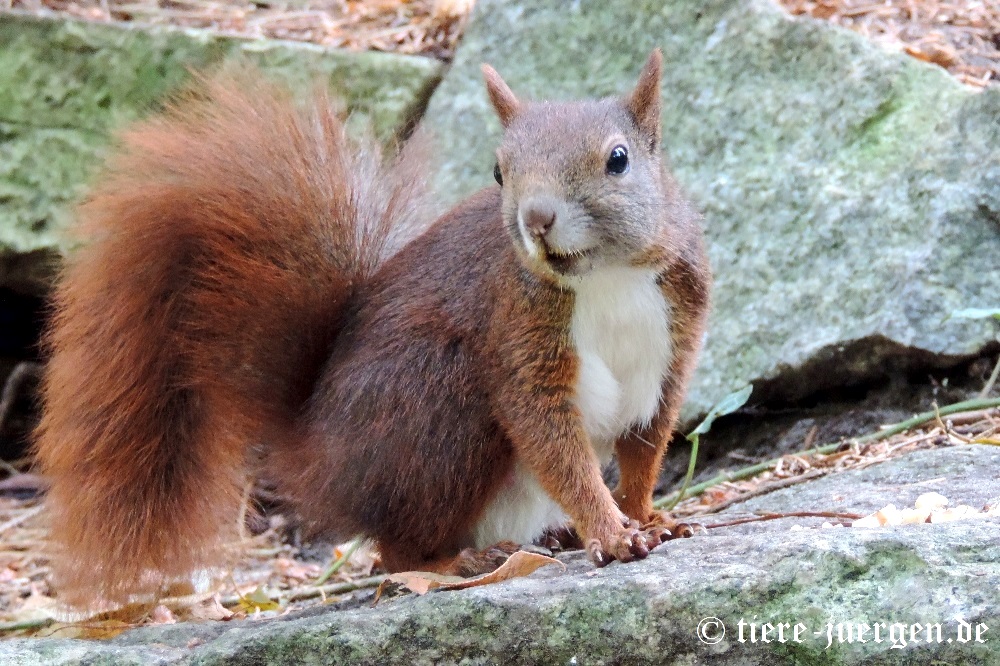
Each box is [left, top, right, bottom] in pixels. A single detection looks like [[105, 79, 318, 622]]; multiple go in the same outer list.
[[584, 521, 657, 567]]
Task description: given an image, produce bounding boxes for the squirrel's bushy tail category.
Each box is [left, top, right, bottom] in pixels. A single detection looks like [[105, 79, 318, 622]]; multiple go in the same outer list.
[[34, 73, 432, 609]]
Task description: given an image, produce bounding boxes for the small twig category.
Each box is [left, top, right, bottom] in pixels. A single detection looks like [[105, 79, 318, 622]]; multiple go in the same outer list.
[[698, 469, 826, 515], [245, 546, 287, 558], [882, 430, 941, 455], [0, 505, 43, 536], [0, 362, 41, 440], [315, 537, 362, 585], [802, 425, 818, 450], [0, 617, 55, 634], [933, 403, 974, 444], [286, 574, 385, 603], [705, 511, 865, 530], [236, 480, 253, 541], [980, 354, 1000, 399], [212, 574, 386, 607], [0, 457, 21, 477], [944, 408, 998, 425], [663, 432, 701, 512]]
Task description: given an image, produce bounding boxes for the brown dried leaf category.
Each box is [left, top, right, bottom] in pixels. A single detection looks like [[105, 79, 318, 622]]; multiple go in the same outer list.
[[388, 551, 563, 596], [189, 595, 234, 621], [387, 570, 464, 595], [905, 42, 960, 67]]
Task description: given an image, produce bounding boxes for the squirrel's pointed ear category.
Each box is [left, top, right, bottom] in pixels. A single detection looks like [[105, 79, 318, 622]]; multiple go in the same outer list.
[[482, 64, 521, 128], [626, 48, 663, 152]]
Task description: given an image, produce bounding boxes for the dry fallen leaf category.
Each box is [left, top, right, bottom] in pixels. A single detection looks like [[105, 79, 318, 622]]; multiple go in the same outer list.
[[387, 570, 462, 595], [388, 551, 564, 595], [189, 595, 234, 622], [905, 43, 960, 68]]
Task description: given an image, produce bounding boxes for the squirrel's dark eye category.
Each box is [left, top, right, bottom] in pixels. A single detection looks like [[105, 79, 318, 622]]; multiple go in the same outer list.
[[494, 162, 503, 186], [606, 145, 629, 175]]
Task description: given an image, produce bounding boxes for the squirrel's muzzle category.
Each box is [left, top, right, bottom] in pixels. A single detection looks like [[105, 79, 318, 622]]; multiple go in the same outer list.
[[521, 197, 558, 238]]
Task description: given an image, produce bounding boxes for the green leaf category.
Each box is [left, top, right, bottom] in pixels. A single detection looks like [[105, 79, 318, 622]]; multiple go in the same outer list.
[[687, 385, 753, 440], [950, 308, 1000, 321]]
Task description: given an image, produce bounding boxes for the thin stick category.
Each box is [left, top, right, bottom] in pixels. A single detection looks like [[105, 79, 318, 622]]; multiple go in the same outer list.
[[236, 480, 253, 542], [980, 354, 1000, 399], [0, 362, 40, 441], [285, 575, 386, 603], [944, 408, 998, 425], [663, 433, 701, 512], [698, 469, 825, 515], [213, 574, 386, 607], [0, 458, 21, 477], [0, 617, 54, 633], [315, 537, 362, 585], [705, 511, 865, 530], [653, 396, 1000, 510], [0, 505, 43, 535]]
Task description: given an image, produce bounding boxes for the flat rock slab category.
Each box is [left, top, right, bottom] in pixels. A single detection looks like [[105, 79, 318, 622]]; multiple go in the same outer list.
[[4, 444, 996, 664], [421, 0, 1000, 418], [0, 13, 441, 292]]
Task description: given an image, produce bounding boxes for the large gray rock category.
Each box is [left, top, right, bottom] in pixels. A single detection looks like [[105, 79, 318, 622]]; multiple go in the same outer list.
[[0, 12, 442, 293], [421, 0, 1000, 419], [3, 444, 997, 664]]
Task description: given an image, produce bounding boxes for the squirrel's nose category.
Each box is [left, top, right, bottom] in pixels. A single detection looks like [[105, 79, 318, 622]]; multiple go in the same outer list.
[[521, 199, 557, 238]]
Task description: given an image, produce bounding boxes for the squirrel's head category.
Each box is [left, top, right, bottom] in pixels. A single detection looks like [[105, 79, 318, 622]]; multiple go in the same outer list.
[[483, 49, 673, 280]]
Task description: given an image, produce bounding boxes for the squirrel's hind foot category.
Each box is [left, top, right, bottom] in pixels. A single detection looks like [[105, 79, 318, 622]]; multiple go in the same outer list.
[[536, 525, 584, 552], [448, 541, 522, 577]]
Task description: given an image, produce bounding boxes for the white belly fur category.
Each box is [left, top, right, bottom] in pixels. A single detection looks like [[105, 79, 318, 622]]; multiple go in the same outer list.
[[473, 266, 673, 548]]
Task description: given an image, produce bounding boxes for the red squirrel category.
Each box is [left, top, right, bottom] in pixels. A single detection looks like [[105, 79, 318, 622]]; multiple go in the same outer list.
[[35, 49, 711, 608]]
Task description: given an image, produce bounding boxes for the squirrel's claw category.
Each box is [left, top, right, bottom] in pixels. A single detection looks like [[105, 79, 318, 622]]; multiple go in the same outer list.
[[585, 524, 654, 567]]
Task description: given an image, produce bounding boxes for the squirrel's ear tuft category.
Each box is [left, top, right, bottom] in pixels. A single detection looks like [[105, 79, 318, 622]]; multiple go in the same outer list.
[[626, 48, 663, 152], [482, 64, 521, 128]]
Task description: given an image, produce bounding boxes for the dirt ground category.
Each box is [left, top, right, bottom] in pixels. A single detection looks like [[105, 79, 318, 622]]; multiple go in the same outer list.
[[6, 0, 475, 58], [781, 0, 1000, 87]]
